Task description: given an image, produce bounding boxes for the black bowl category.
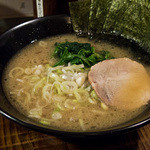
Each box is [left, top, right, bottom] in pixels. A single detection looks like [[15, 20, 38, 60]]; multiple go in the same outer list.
[[0, 15, 150, 138]]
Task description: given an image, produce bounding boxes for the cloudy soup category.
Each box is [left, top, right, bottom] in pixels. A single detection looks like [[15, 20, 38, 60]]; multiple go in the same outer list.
[[2, 34, 148, 131]]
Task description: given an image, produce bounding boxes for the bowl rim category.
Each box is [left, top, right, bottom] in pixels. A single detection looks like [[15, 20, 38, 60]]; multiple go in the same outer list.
[[0, 15, 150, 138]]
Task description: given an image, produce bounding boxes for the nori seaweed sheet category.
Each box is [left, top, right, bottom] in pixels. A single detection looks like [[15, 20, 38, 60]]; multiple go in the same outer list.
[[69, 0, 91, 34], [69, 0, 150, 52], [103, 0, 150, 53], [88, 0, 112, 34]]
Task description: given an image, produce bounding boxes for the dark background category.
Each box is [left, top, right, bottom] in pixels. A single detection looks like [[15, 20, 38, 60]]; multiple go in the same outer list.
[[0, 0, 77, 35]]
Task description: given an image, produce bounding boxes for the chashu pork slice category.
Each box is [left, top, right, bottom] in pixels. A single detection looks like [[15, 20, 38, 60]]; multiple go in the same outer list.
[[88, 58, 150, 110]]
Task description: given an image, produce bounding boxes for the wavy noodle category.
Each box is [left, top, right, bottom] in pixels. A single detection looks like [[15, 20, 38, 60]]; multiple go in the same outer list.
[[42, 84, 53, 102], [9, 67, 24, 78], [31, 58, 38, 64], [23, 75, 40, 83], [17, 89, 31, 101], [16, 89, 31, 109], [28, 107, 42, 118], [8, 63, 107, 130], [74, 88, 89, 102], [31, 77, 46, 98], [24, 91, 31, 102], [52, 81, 62, 94], [61, 81, 78, 94], [39, 41, 48, 47], [64, 99, 78, 109], [52, 94, 65, 102]]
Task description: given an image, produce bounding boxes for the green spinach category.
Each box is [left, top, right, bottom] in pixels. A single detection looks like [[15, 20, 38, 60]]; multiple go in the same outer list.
[[53, 42, 113, 67]]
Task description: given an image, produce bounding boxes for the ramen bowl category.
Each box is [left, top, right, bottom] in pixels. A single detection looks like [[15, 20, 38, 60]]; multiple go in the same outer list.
[[0, 15, 150, 138]]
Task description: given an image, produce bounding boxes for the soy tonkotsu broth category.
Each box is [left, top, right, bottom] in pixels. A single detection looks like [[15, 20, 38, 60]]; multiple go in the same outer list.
[[2, 34, 147, 131]]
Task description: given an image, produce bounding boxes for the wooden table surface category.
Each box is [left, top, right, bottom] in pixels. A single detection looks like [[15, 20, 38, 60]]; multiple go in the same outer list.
[[0, 114, 150, 150]]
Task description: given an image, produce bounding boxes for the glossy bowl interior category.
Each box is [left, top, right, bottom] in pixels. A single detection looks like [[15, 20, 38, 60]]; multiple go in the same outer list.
[[0, 15, 150, 138]]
